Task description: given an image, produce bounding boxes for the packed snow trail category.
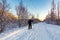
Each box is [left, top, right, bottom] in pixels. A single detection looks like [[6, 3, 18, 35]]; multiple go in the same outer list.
[[0, 22, 60, 40]]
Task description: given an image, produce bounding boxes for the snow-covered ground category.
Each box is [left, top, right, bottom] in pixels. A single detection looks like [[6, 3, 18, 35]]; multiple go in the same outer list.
[[0, 22, 60, 40]]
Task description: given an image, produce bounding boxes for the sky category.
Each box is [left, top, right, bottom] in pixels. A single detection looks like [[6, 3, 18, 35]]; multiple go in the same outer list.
[[0, 0, 60, 20]]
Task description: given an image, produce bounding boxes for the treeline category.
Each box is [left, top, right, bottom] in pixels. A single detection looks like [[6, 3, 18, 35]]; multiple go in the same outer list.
[[0, 0, 40, 32], [0, 0, 18, 32], [44, 1, 60, 25], [16, 0, 41, 27]]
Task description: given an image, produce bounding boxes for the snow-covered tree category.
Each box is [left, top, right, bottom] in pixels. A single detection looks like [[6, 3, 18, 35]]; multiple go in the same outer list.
[[16, 0, 29, 27], [0, 0, 9, 32]]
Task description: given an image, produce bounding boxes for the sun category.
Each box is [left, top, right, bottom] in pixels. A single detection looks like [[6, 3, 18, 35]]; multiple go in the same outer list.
[[38, 16, 45, 21], [14, 15, 18, 19]]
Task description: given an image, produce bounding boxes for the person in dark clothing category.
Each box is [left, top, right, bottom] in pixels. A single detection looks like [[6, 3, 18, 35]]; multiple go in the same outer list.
[[28, 19, 33, 29]]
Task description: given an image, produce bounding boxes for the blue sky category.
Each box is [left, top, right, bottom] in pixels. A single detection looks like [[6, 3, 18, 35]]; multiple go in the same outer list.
[[0, 0, 60, 20]]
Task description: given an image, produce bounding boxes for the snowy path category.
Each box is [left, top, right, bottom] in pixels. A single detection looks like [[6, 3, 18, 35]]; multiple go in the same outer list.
[[0, 22, 60, 40]]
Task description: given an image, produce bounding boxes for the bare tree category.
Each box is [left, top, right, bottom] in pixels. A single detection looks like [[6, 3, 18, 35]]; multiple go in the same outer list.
[[16, 0, 29, 27], [51, 0, 56, 21], [0, 0, 9, 32], [57, 2, 60, 25]]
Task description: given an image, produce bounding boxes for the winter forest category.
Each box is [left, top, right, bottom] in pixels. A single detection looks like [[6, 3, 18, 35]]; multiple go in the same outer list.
[[0, 0, 60, 40]]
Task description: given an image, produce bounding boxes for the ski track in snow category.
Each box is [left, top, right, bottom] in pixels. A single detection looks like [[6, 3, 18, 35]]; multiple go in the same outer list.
[[0, 22, 60, 40]]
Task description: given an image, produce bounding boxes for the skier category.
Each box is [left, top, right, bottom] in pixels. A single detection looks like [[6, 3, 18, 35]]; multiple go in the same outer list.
[[28, 19, 33, 29]]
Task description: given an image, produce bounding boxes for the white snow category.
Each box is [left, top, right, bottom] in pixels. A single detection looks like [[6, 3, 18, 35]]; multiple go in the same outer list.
[[0, 22, 60, 40]]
